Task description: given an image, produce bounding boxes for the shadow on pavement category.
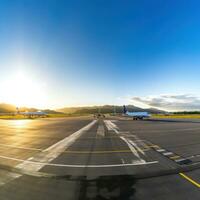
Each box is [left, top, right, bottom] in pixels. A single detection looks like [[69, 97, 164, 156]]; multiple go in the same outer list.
[[77, 175, 136, 200]]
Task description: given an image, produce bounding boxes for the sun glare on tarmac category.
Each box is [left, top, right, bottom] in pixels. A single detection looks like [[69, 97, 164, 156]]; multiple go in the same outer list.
[[12, 120, 30, 129]]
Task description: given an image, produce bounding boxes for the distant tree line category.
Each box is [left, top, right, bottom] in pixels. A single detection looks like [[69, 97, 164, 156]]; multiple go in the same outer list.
[[173, 111, 200, 114]]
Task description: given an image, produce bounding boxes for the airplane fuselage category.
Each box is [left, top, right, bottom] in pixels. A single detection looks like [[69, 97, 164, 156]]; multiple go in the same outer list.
[[125, 111, 151, 120]]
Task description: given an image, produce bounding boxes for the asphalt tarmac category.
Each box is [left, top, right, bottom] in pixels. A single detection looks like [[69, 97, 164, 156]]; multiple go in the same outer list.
[[0, 116, 199, 199]]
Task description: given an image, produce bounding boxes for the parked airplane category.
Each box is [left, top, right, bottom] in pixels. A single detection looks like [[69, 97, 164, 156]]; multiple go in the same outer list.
[[123, 105, 151, 120], [22, 111, 47, 118], [16, 108, 47, 118]]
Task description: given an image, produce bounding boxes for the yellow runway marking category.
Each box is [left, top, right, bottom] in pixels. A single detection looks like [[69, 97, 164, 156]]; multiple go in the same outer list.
[[63, 148, 150, 154], [170, 155, 180, 160], [148, 145, 159, 148], [0, 147, 149, 154], [80, 136, 135, 139], [0, 144, 151, 154], [179, 173, 200, 188], [64, 150, 132, 154]]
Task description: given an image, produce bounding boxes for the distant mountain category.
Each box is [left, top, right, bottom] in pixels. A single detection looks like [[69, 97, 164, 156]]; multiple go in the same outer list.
[[0, 103, 165, 115], [17, 107, 61, 114], [0, 103, 61, 114], [0, 103, 16, 113], [57, 105, 165, 114]]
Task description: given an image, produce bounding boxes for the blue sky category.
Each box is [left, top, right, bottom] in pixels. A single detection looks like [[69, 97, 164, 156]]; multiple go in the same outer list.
[[1, 0, 200, 110]]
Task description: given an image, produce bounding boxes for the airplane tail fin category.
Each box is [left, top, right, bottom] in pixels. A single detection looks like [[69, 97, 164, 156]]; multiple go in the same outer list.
[[123, 105, 127, 114]]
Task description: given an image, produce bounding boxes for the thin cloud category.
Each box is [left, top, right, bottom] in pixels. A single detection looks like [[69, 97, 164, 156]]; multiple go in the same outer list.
[[132, 94, 200, 111]]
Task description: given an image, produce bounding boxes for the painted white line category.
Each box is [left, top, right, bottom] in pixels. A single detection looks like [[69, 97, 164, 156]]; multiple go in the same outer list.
[[118, 131, 130, 134], [110, 120, 118, 122], [0, 143, 42, 151], [0, 155, 158, 167], [0, 173, 21, 187], [156, 149, 165, 152], [120, 136, 146, 163], [128, 135, 146, 155], [128, 139, 145, 155], [17, 120, 97, 171], [185, 154, 200, 159], [0, 120, 97, 185], [96, 124, 105, 137], [27, 157, 34, 161], [104, 120, 119, 133], [104, 120, 151, 164], [163, 152, 173, 156]]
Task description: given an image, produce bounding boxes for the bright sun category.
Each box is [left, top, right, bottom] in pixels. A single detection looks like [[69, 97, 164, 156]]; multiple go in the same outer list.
[[1, 72, 47, 108]]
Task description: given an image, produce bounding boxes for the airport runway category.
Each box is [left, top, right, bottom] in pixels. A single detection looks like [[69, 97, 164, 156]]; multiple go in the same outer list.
[[0, 116, 199, 199]]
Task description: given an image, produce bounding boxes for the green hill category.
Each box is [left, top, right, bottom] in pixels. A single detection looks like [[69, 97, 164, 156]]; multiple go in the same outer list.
[[57, 105, 165, 114]]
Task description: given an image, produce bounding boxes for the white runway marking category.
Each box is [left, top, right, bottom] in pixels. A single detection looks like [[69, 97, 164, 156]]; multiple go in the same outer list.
[[0, 155, 158, 167], [163, 152, 173, 156], [127, 139, 145, 155], [0, 120, 97, 185], [129, 135, 146, 155], [105, 120, 119, 133], [156, 149, 165, 152], [104, 120, 151, 164], [0, 143, 43, 151], [185, 154, 200, 159], [96, 123, 105, 137], [120, 137, 146, 163], [17, 120, 97, 171]]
